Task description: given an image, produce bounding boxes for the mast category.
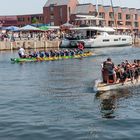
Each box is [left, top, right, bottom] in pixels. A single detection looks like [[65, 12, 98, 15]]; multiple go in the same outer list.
[[110, 0, 117, 30], [96, 0, 99, 16], [96, 0, 99, 26]]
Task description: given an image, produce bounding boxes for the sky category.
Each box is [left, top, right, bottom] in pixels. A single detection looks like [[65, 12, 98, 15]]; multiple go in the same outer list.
[[0, 0, 140, 16]]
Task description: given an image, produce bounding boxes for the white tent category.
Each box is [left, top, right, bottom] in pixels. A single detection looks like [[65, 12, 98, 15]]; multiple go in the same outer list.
[[19, 25, 41, 31]]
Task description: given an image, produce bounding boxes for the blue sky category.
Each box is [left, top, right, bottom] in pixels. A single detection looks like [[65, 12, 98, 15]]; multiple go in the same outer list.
[[0, 0, 139, 15]]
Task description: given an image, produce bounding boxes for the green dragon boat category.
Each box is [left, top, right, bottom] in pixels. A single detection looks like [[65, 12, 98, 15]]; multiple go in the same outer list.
[[11, 51, 93, 63]]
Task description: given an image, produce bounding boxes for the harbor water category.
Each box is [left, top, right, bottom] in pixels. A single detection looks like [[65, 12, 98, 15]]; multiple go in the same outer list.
[[0, 46, 140, 140]]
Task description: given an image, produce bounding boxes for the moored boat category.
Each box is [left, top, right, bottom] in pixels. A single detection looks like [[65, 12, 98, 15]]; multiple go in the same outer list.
[[11, 51, 93, 63]]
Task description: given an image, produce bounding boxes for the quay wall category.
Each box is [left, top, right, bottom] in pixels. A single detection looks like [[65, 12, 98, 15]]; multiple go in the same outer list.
[[133, 38, 140, 45], [0, 40, 61, 51]]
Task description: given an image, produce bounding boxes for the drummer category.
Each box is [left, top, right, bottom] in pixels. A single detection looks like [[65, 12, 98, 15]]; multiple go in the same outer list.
[[102, 58, 116, 84]]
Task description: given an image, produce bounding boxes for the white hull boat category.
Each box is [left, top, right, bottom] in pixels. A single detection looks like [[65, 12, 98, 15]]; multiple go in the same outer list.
[[94, 80, 140, 92], [60, 27, 132, 48]]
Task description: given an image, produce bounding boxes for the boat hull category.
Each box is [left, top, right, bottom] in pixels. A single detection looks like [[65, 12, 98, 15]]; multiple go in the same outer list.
[[94, 80, 140, 92]]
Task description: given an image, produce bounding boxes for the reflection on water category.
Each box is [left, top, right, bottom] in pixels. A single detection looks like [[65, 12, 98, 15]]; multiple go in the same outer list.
[[100, 98, 116, 119], [96, 89, 132, 119]]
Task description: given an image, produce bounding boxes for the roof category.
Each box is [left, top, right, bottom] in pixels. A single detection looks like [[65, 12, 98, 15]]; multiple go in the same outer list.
[[72, 3, 95, 14], [113, 7, 122, 13], [75, 15, 104, 21], [103, 6, 111, 12], [70, 26, 115, 32], [44, 0, 71, 7]]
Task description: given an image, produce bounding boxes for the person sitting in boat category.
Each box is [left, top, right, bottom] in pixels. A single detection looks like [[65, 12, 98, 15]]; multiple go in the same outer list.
[[45, 51, 50, 58], [125, 60, 135, 83], [28, 51, 34, 58], [70, 50, 75, 57], [18, 47, 26, 58], [115, 64, 123, 83], [64, 49, 70, 57], [50, 50, 55, 57], [60, 50, 65, 57], [32, 51, 38, 58], [39, 51, 45, 58], [55, 50, 60, 57], [102, 58, 116, 84], [132, 60, 140, 82], [74, 49, 78, 55], [117, 62, 128, 85]]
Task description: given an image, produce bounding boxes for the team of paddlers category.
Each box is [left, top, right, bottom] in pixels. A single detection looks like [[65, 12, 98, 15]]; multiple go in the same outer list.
[[18, 43, 85, 59], [102, 58, 140, 85], [18, 42, 85, 59]]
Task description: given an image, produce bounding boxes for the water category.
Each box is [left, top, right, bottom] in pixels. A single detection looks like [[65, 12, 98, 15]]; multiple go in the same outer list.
[[0, 46, 140, 140]]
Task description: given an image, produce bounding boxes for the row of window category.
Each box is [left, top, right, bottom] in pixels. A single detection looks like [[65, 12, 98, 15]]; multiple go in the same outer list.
[[18, 17, 44, 22], [103, 38, 127, 42], [108, 21, 139, 27], [99, 12, 138, 20]]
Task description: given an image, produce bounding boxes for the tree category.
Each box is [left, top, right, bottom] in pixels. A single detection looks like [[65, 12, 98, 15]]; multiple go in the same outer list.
[[31, 17, 39, 24]]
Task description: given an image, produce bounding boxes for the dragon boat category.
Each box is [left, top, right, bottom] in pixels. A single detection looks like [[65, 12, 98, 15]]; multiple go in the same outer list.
[[11, 51, 93, 63], [94, 79, 140, 92]]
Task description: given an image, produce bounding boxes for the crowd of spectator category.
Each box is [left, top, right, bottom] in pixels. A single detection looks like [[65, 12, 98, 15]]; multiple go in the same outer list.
[[0, 30, 66, 42]]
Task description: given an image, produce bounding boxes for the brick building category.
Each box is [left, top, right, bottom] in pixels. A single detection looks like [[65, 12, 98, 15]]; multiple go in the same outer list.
[[0, 0, 140, 33], [43, 0, 79, 26]]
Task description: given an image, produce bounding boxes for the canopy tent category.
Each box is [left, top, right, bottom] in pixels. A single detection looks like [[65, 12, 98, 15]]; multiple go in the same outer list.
[[61, 22, 73, 27], [47, 26, 60, 29], [19, 25, 42, 31], [2, 26, 20, 31], [60, 22, 73, 30], [38, 26, 49, 31]]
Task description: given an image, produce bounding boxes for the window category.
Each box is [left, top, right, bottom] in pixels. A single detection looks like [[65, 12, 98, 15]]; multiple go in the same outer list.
[[122, 39, 126, 41], [103, 39, 110, 42], [135, 14, 138, 20], [134, 22, 139, 27], [50, 14, 54, 20], [60, 7, 62, 18], [126, 14, 131, 20], [114, 39, 118, 41], [125, 21, 131, 26], [50, 6, 54, 12], [109, 12, 114, 19], [28, 17, 30, 21], [108, 21, 114, 27], [18, 17, 25, 22], [118, 13, 122, 20], [99, 12, 105, 18], [50, 22, 54, 26]]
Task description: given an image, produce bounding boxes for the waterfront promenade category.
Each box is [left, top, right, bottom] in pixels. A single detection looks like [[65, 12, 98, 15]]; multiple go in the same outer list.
[[0, 39, 61, 51]]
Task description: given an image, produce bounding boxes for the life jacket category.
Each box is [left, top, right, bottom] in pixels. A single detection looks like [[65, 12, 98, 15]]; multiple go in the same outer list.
[[78, 43, 84, 50]]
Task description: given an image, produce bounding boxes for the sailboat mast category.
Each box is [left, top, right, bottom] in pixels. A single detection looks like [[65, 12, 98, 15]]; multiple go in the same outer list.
[[96, 0, 99, 26], [96, 0, 99, 16], [110, 0, 117, 29]]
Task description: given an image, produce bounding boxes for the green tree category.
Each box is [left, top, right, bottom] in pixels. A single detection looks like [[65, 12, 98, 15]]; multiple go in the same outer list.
[[31, 17, 39, 24]]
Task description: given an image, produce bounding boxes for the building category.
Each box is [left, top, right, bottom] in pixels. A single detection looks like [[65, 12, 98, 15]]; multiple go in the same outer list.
[[0, 0, 140, 33], [43, 0, 79, 26]]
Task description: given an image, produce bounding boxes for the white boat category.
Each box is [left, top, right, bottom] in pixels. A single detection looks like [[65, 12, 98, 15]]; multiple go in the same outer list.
[[60, 26, 132, 48], [94, 79, 140, 92]]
